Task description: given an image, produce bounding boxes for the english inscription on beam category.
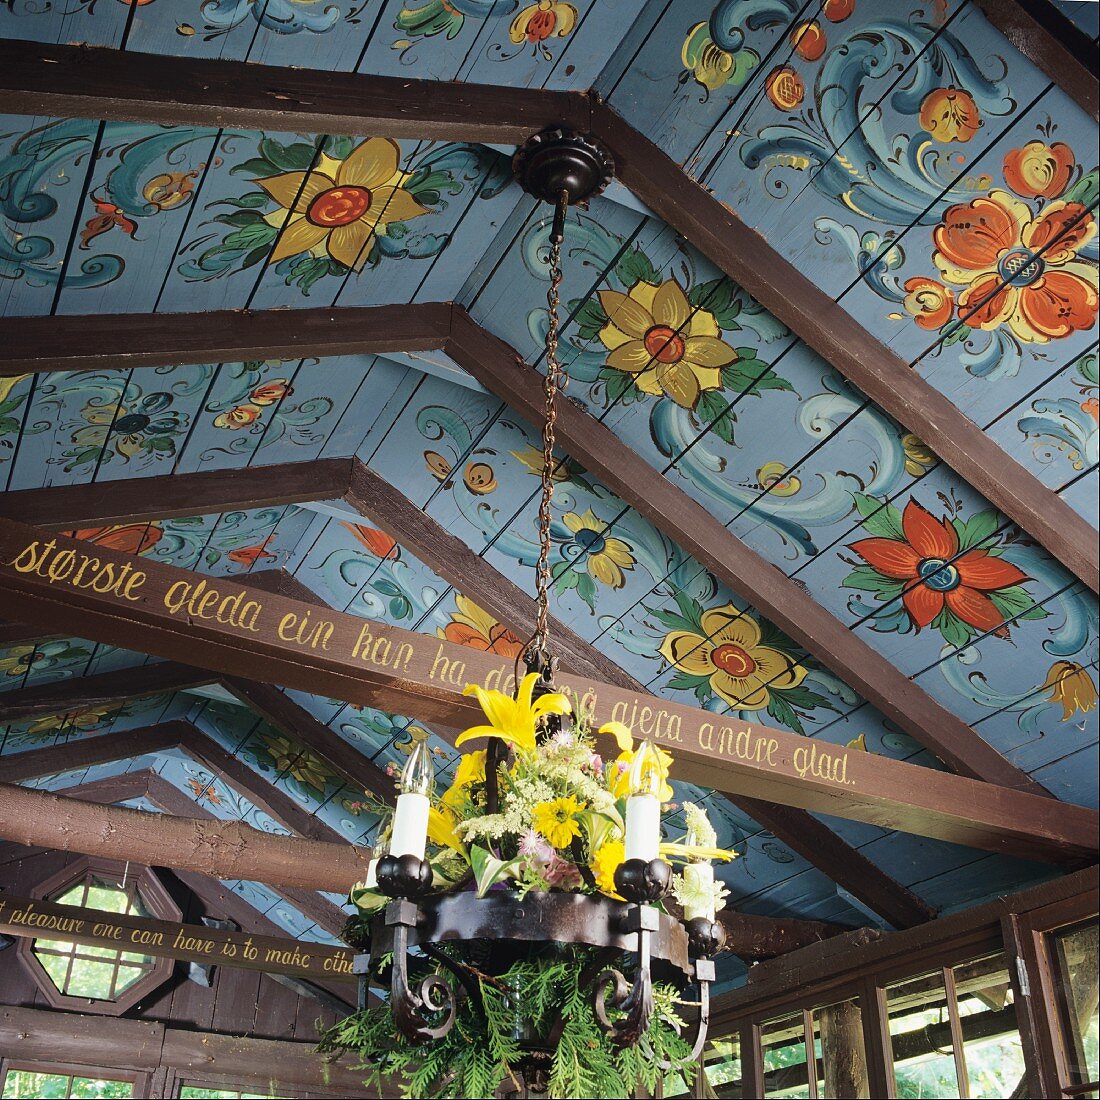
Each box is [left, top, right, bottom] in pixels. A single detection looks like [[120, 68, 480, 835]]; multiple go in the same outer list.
[[0, 892, 354, 981]]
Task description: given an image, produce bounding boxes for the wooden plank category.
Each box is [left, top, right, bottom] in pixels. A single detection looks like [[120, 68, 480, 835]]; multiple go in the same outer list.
[[586, 107, 1100, 595], [0, 41, 590, 144], [0, 1005, 368, 1089], [0, 780, 374, 890], [0, 662, 212, 723], [1, 453, 936, 927], [446, 309, 1051, 796], [1, 459, 354, 528], [972, 0, 1098, 120], [0, 516, 1094, 863], [0, 303, 451, 378], [0, 890, 355, 982]]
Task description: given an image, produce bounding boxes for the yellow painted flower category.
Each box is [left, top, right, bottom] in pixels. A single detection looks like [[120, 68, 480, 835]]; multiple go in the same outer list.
[[260, 733, 332, 795], [0, 645, 41, 678], [901, 433, 937, 477], [26, 707, 112, 736], [1042, 661, 1098, 721], [599, 721, 674, 803], [441, 749, 486, 809], [438, 595, 525, 659], [562, 509, 636, 589], [0, 374, 29, 405], [659, 603, 806, 710], [257, 138, 428, 272], [597, 278, 737, 409], [509, 0, 576, 44], [457, 672, 571, 756], [592, 838, 625, 897], [532, 794, 583, 849]]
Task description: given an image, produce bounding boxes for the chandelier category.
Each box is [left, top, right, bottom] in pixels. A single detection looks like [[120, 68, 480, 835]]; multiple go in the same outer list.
[[324, 130, 732, 1100]]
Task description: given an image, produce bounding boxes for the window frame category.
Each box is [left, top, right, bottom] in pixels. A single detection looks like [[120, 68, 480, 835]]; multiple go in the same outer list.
[[0, 1058, 145, 1099], [16, 856, 181, 1017]]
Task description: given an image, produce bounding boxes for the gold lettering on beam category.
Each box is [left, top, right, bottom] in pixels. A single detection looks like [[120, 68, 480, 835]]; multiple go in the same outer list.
[[8, 540, 146, 602]]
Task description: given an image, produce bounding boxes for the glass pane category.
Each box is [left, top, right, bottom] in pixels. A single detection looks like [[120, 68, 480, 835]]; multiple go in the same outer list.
[[2, 1071, 70, 1099], [951, 954, 1027, 1099], [706, 1034, 743, 1097], [887, 970, 961, 1099], [65, 955, 116, 998], [813, 999, 869, 1099], [762, 1013, 811, 1098], [34, 948, 72, 990], [1051, 921, 1100, 1091], [114, 964, 149, 995], [69, 1078, 132, 1099]]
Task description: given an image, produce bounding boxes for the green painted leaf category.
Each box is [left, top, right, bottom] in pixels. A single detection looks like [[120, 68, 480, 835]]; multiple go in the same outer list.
[[852, 492, 905, 541], [954, 508, 1000, 550], [843, 565, 905, 597], [766, 693, 804, 734], [615, 248, 660, 288]]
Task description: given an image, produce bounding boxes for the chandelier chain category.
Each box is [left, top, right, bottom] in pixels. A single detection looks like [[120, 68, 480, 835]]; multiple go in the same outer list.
[[529, 191, 569, 669]]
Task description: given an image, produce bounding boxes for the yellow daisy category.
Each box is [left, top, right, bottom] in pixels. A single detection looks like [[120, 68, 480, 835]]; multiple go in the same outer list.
[[532, 795, 583, 849]]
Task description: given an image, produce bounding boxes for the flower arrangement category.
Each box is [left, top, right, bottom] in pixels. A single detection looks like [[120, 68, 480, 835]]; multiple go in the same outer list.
[[320, 673, 735, 1098]]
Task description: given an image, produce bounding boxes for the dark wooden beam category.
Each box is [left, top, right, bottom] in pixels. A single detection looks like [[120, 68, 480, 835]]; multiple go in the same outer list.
[[0, 889, 355, 982], [971, 0, 1098, 119], [586, 108, 1099, 594], [0, 303, 451, 378], [1, 459, 354, 528], [0, 41, 589, 144], [0, 780, 373, 891], [446, 309, 1051, 796], [0, 1005, 368, 1091], [57, 770, 349, 937], [0, 661, 212, 723], [1, 516, 1094, 863], [0, 621, 55, 647], [0, 44, 1085, 592], [220, 678, 394, 806], [0, 458, 937, 926]]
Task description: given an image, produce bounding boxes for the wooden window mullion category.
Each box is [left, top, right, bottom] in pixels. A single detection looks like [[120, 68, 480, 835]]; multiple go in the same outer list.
[[802, 1008, 818, 1099], [859, 977, 895, 1099], [942, 966, 970, 1100]]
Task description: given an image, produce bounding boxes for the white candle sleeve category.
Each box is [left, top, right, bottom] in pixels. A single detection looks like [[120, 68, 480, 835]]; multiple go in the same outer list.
[[624, 795, 661, 862], [364, 858, 379, 891], [683, 863, 715, 922], [390, 792, 430, 860]]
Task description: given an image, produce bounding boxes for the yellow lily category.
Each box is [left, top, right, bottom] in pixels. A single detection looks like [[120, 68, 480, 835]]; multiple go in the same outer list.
[[428, 805, 469, 860], [599, 720, 675, 803], [456, 672, 571, 756], [660, 841, 736, 864]]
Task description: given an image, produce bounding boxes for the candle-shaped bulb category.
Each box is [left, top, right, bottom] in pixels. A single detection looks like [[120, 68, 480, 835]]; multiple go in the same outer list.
[[624, 740, 662, 863], [400, 737, 434, 797], [684, 816, 705, 856], [628, 740, 663, 800], [391, 740, 433, 860]]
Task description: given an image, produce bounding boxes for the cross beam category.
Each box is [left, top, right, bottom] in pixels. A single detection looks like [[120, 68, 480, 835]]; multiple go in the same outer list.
[[0, 517, 1093, 863]]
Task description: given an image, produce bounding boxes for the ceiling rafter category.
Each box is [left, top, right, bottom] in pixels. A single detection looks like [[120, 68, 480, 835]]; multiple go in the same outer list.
[[0, 472, 935, 928], [0, 43, 1091, 593], [1, 515, 1094, 863], [4, 763, 857, 962], [0, 315, 1059, 793]]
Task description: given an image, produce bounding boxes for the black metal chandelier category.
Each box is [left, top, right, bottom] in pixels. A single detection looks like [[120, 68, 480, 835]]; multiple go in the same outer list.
[[343, 128, 726, 1095]]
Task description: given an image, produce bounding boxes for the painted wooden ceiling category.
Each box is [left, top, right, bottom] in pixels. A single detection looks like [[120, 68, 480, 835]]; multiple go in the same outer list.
[[0, 0, 1096, 987]]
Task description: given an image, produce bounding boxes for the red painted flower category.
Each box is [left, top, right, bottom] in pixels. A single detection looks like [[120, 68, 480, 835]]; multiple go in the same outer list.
[[69, 523, 163, 556], [343, 522, 399, 560], [850, 500, 1030, 636]]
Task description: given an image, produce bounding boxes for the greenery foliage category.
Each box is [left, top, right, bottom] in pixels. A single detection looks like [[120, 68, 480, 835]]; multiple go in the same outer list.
[[317, 945, 697, 1099]]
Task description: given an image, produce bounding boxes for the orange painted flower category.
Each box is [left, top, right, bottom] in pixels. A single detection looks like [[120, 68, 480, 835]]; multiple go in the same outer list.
[[227, 535, 277, 567], [257, 138, 428, 273], [919, 86, 981, 143], [249, 379, 292, 406], [903, 276, 955, 330], [69, 523, 163, 556], [790, 21, 826, 60], [823, 0, 854, 21], [1004, 140, 1075, 199], [342, 522, 399, 560], [932, 190, 1097, 342], [765, 65, 804, 111], [850, 500, 1031, 636], [509, 0, 576, 44], [214, 404, 263, 429], [1083, 397, 1099, 424], [439, 595, 525, 658]]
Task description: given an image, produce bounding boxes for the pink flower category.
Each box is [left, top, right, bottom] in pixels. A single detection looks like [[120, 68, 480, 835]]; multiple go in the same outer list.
[[544, 853, 583, 889], [519, 830, 553, 863]]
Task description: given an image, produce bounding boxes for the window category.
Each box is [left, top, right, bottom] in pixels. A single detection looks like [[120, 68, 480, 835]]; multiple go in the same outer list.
[[0, 1066, 134, 1099], [17, 858, 181, 1015], [33, 877, 157, 1002], [1049, 920, 1099, 1098]]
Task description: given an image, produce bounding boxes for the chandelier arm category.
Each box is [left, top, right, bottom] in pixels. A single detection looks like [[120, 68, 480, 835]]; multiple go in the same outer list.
[[685, 975, 712, 1063], [389, 918, 458, 1043], [419, 942, 484, 1012], [593, 907, 657, 1047]]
